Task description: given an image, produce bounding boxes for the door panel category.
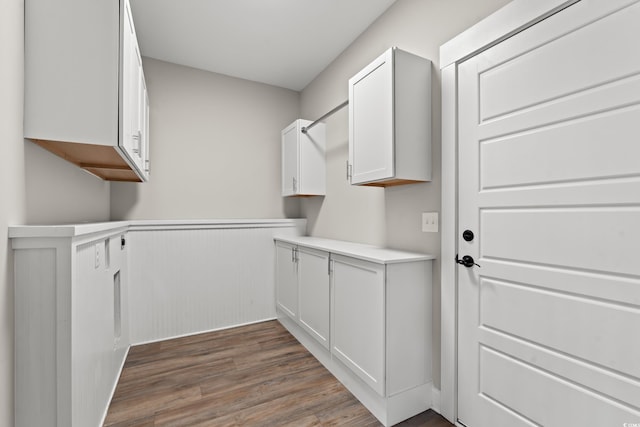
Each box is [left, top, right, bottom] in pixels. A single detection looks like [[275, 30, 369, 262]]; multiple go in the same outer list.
[[480, 106, 640, 190], [331, 255, 385, 395], [349, 50, 394, 184], [479, 346, 637, 427], [298, 247, 330, 349], [481, 208, 640, 275], [478, 0, 640, 121], [275, 242, 297, 319], [480, 277, 640, 379], [120, 2, 135, 158], [121, 0, 144, 173], [282, 123, 298, 196], [457, 1, 640, 425]]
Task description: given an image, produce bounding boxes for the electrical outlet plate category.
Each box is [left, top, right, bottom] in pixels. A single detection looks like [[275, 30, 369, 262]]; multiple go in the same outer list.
[[422, 212, 439, 232]]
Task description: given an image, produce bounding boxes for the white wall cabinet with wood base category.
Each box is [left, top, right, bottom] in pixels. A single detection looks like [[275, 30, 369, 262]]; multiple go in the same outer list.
[[10, 223, 130, 427], [281, 119, 326, 197], [274, 236, 434, 426], [24, 0, 149, 181], [348, 47, 431, 187]]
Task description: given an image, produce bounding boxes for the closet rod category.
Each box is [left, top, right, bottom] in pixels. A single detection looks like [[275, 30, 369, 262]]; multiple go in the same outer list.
[[301, 100, 349, 134]]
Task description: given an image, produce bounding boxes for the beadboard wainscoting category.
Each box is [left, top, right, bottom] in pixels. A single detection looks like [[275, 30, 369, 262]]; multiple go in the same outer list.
[[127, 219, 306, 344]]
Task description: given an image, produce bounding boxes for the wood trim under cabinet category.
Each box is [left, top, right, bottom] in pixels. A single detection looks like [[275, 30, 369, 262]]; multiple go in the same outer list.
[[361, 178, 425, 187], [32, 139, 142, 182]]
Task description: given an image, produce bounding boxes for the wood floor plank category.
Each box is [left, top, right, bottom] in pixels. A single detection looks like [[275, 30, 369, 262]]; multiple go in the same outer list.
[[111, 357, 236, 404], [104, 320, 453, 427], [105, 385, 202, 425], [154, 365, 337, 425]]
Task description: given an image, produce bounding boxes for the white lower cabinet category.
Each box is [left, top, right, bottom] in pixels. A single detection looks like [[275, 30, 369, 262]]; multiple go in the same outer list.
[[275, 240, 331, 349], [274, 236, 434, 426], [332, 255, 385, 395], [275, 240, 299, 318], [298, 246, 330, 349], [11, 224, 130, 427]]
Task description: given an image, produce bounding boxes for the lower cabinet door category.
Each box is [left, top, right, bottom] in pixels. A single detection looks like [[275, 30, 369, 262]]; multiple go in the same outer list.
[[298, 247, 330, 349], [331, 254, 385, 395], [275, 241, 298, 318]]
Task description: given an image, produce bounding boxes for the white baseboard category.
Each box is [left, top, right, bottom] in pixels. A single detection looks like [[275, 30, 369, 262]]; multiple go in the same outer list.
[[430, 385, 441, 414]]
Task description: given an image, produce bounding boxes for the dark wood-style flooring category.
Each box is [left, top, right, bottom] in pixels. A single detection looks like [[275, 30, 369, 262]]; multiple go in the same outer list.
[[104, 320, 453, 427]]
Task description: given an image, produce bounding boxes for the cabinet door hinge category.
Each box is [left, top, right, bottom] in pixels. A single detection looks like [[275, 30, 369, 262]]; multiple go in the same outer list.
[[346, 161, 352, 180], [328, 257, 333, 275]]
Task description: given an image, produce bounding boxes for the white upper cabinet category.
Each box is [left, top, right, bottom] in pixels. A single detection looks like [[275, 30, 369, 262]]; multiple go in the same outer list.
[[122, 0, 150, 178], [281, 119, 326, 197], [24, 0, 149, 182], [348, 47, 431, 187]]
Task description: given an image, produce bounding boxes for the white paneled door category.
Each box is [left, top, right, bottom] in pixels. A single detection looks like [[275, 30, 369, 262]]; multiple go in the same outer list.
[[457, 1, 640, 426]]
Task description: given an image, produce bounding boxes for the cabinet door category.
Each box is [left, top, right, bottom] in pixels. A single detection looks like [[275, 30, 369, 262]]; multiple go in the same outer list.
[[298, 247, 330, 349], [121, 0, 144, 173], [349, 49, 394, 184], [281, 122, 299, 196], [331, 254, 385, 395], [140, 76, 150, 178], [275, 241, 298, 318]]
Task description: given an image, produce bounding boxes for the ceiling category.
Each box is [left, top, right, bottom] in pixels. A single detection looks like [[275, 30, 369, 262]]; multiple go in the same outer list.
[[129, 0, 397, 91]]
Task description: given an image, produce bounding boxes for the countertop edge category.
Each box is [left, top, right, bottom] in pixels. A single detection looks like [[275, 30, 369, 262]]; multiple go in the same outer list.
[[274, 235, 436, 264]]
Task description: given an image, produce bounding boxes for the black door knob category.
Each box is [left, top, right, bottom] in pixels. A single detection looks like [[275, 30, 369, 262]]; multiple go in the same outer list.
[[463, 230, 474, 242], [456, 254, 480, 268]]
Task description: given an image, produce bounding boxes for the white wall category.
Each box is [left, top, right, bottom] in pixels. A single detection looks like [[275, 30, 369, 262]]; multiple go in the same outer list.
[[299, 0, 512, 390], [0, 2, 26, 423], [1, 0, 111, 423], [110, 58, 301, 220], [24, 143, 111, 224]]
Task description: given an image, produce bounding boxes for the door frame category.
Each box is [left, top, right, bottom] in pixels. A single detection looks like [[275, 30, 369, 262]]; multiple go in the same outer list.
[[438, 0, 580, 423]]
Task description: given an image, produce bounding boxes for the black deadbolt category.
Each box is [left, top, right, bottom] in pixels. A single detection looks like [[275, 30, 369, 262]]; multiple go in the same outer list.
[[463, 230, 474, 242]]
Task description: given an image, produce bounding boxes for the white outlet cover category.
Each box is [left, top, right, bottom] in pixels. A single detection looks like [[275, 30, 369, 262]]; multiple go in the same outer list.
[[422, 212, 439, 233]]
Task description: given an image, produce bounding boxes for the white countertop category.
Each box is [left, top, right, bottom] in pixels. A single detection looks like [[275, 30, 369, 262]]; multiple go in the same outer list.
[[274, 235, 435, 264], [9, 219, 305, 238], [8, 221, 130, 238], [9, 221, 432, 264]]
